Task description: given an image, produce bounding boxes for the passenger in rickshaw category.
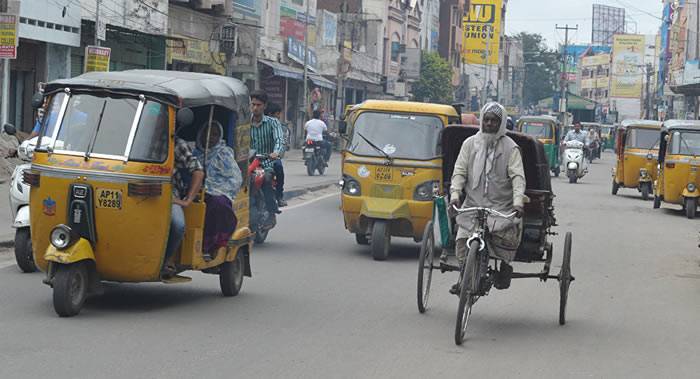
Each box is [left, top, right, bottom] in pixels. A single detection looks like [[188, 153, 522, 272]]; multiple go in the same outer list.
[[448, 102, 526, 292], [193, 121, 243, 258], [163, 130, 205, 277]]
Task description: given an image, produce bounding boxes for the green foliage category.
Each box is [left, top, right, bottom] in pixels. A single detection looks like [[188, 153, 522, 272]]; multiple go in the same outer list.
[[412, 52, 453, 104], [514, 32, 560, 107]]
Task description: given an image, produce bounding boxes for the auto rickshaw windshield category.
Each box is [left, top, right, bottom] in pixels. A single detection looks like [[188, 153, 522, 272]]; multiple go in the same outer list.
[[626, 128, 660, 149], [670, 131, 700, 155], [349, 112, 442, 160], [521, 121, 553, 138], [42, 92, 169, 162]]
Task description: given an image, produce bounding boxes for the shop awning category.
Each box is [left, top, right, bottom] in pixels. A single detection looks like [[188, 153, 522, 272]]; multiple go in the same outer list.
[[537, 92, 598, 111], [259, 59, 304, 80], [259, 60, 336, 90], [309, 74, 336, 90]]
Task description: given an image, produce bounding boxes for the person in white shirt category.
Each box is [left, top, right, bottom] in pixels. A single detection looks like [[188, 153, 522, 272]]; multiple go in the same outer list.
[[304, 110, 331, 162]]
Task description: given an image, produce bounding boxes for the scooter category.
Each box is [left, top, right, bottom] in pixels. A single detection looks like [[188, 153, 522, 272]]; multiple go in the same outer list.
[[248, 153, 278, 244], [6, 129, 42, 272], [562, 140, 588, 184]]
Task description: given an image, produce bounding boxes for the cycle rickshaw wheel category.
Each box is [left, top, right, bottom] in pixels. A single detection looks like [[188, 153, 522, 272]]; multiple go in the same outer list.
[[417, 221, 435, 314], [455, 241, 479, 345], [559, 232, 573, 325]]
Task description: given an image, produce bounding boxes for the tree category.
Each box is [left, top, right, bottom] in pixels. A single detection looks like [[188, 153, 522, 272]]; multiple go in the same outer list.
[[412, 52, 453, 104], [514, 32, 560, 107]]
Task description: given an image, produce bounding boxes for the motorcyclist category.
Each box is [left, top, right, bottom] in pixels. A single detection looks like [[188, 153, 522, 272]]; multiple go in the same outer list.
[[563, 121, 587, 144], [250, 90, 284, 222], [265, 102, 288, 207], [586, 128, 600, 159], [304, 110, 330, 164]]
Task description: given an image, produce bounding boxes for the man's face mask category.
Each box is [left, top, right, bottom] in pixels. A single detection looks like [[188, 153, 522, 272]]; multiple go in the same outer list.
[[483, 112, 501, 134]]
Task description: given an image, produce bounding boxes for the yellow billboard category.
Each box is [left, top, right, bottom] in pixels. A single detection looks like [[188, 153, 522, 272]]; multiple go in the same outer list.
[[462, 0, 502, 65], [610, 34, 645, 98], [581, 54, 610, 67]]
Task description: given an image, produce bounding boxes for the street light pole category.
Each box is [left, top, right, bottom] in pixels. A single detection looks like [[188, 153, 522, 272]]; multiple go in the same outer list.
[[302, 0, 310, 121]]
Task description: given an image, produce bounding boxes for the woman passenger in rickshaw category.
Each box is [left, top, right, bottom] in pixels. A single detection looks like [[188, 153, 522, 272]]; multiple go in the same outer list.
[[193, 121, 243, 258]]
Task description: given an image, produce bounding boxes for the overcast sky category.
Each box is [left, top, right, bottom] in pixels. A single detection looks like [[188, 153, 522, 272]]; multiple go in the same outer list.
[[506, 0, 663, 49]]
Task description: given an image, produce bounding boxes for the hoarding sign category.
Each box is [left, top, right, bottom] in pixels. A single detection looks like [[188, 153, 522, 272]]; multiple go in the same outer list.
[[610, 34, 645, 98], [0, 14, 18, 59], [84, 46, 111, 72], [462, 0, 502, 65]]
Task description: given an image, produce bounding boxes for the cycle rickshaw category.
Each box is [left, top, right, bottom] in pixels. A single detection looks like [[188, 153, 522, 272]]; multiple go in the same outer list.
[[416, 125, 574, 345]]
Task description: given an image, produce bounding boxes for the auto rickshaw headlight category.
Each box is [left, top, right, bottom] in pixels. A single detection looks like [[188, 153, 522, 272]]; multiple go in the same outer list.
[[50, 224, 77, 250], [640, 168, 648, 176], [688, 183, 697, 192], [414, 181, 437, 201], [342, 176, 361, 196], [646, 153, 653, 160]]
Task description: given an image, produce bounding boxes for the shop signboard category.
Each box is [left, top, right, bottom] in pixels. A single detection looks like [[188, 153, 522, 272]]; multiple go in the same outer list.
[[0, 13, 18, 59], [462, 0, 502, 65], [84, 46, 111, 72]]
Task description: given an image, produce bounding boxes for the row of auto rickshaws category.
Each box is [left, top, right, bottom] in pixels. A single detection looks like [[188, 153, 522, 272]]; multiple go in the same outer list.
[[514, 115, 700, 219]]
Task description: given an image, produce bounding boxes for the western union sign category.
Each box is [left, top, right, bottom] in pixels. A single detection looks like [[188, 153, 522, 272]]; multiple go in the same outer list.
[[462, 0, 502, 65]]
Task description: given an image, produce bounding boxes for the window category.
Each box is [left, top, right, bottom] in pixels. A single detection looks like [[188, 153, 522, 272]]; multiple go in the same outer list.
[[670, 131, 700, 155], [349, 112, 443, 160], [626, 128, 660, 149], [391, 33, 401, 62], [129, 102, 169, 163]]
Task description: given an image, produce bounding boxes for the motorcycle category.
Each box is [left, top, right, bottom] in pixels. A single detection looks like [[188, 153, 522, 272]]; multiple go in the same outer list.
[[248, 153, 277, 244], [586, 141, 600, 163], [303, 139, 327, 176], [562, 140, 588, 184]]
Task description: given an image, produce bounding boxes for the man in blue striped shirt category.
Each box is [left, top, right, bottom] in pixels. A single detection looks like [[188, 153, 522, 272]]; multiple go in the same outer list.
[[250, 90, 284, 217]]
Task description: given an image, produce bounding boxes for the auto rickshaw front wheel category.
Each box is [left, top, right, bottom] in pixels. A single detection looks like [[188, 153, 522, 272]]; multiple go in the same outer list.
[[371, 220, 391, 261], [14, 228, 36, 273], [640, 184, 651, 201], [52, 262, 89, 317], [220, 250, 245, 297], [685, 197, 697, 219]]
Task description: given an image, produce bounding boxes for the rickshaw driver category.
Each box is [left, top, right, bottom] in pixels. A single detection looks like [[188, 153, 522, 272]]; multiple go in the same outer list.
[[162, 135, 205, 278], [448, 102, 526, 293], [250, 90, 284, 219]]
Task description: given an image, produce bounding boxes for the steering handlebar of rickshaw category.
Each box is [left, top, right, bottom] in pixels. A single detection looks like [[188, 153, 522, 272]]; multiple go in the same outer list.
[[451, 205, 517, 219]]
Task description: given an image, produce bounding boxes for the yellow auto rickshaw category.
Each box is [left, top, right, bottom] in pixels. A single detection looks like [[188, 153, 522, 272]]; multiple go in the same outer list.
[[654, 120, 700, 218], [26, 70, 253, 316], [339, 100, 459, 260], [612, 120, 662, 200]]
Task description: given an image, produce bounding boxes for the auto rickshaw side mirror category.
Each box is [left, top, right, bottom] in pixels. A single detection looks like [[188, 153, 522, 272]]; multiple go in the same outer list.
[[176, 107, 194, 128], [664, 134, 670, 142], [31, 92, 44, 109], [3, 123, 16, 135], [338, 120, 347, 135]]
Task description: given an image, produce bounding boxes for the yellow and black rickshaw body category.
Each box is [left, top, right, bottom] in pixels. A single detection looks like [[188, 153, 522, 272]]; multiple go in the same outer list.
[[654, 120, 700, 218], [27, 70, 254, 316], [340, 100, 459, 260], [612, 120, 662, 200]]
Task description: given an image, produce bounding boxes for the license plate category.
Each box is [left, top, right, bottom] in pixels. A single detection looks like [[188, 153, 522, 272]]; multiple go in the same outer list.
[[304, 148, 315, 152], [96, 188, 123, 210], [375, 166, 393, 181]]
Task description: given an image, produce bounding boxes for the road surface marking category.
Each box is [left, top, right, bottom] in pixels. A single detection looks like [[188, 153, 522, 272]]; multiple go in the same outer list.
[[285, 192, 337, 211]]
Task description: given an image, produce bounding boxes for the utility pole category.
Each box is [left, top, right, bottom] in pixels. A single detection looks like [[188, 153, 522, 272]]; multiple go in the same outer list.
[[556, 24, 578, 125], [302, 0, 310, 122], [1, 0, 9, 126], [645, 63, 653, 119], [481, 34, 491, 104], [334, 0, 348, 121], [95, 0, 101, 46]]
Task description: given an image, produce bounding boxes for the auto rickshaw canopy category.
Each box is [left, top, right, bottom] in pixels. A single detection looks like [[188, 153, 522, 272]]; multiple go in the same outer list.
[[620, 119, 662, 130], [44, 70, 249, 111], [353, 100, 459, 119]]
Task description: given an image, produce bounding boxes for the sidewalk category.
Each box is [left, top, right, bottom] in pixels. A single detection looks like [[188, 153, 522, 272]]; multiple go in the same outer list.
[[281, 148, 341, 199], [0, 150, 341, 244]]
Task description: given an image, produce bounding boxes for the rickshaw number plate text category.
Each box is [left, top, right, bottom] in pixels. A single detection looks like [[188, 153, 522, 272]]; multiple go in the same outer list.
[[96, 189, 123, 210], [375, 167, 393, 181]]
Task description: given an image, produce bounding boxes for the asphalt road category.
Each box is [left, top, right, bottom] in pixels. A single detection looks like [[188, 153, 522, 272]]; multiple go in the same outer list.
[[1, 152, 699, 378]]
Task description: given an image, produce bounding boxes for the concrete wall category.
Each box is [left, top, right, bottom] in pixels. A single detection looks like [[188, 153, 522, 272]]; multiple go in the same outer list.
[[81, 0, 168, 35], [19, 0, 81, 47]]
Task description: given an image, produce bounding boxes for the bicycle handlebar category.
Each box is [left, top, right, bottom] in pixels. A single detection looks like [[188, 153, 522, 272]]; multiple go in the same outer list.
[[452, 205, 517, 219]]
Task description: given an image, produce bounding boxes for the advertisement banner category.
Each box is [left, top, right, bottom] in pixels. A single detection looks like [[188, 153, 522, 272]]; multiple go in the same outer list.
[[610, 34, 645, 98], [462, 0, 502, 65], [280, 0, 316, 41], [581, 54, 610, 67], [322, 10, 337, 47], [84, 46, 111, 73], [0, 14, 18, 59], [287, 36, 317, 70], [166, 37, 225, 74]]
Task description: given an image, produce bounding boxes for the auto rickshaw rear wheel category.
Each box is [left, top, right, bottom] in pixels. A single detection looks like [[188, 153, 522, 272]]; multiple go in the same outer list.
[[355, 233, 369, 245], [685, 197, 697, 219], [220, 251, 245, 297], [653, 195, 661, 209], [14, 228, 36, 273], [553, 167, 560, 177], [52, 262, 89, 317], [611, 180, 619, 195], [371, 220, 390, 261]]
